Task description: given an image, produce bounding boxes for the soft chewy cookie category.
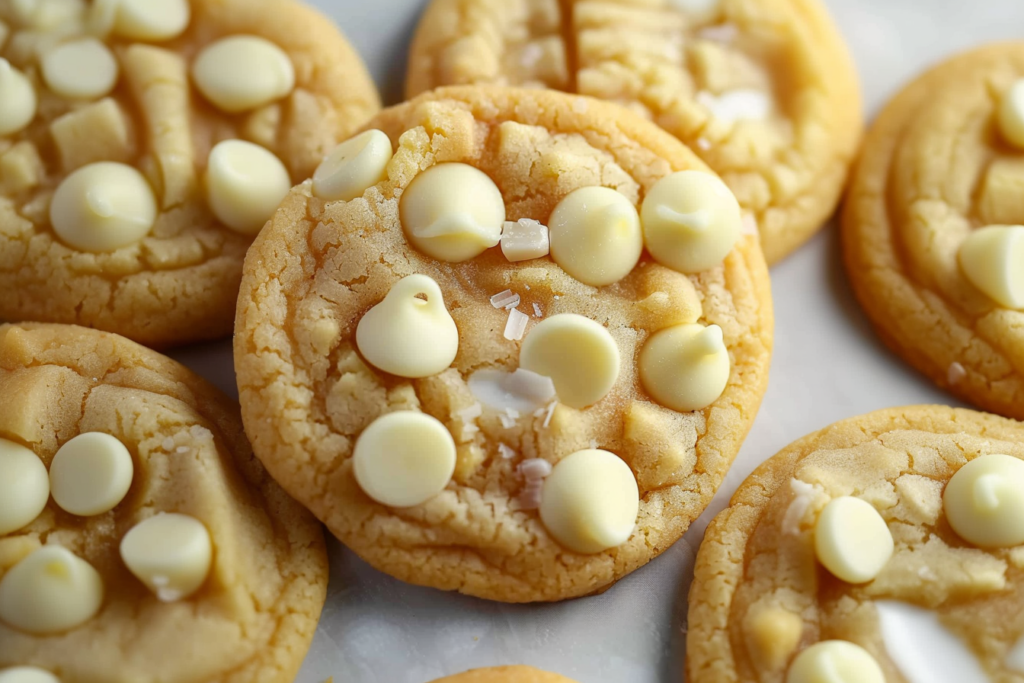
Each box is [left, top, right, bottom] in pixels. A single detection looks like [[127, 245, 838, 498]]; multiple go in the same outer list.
[[405, 0, 862, 264], [235, 85, 772, 602], [0, 0, 379, 347], [429, 667, 577, 683], [844, 45, 1024, 421], [687, 405, 1024, 683], [0, 323, 327, 683]]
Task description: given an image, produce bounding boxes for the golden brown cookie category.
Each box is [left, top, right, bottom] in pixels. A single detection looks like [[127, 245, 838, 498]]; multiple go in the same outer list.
[[0, 0, 379, 347], [406, 0, 862, 264], [235, 85, 773, 603], [429, 666, 577, 683], [0, 323, 327, 682], [687, 405, 1024, 683], [844, 44, 1024, 421]]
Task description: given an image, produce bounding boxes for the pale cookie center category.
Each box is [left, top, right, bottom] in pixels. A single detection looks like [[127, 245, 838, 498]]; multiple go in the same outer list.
[[0, 666, 61, 683], [0, 545, 104, 634], [40, 37, 119, 100], [638, 323, 730, 412], [0, 438, 49, 536], [120, 512, 213, 602], [813, 495, 894, 584], [112, 0, 190, 41], [957, 225, 1024, 309], [49, 432, 134, 517], [312, 129, 394, 202], [786, 641, 885, 683], [943, 453, 1024, 548], [0, 59, 37, 136], [205, 139, 291, 235], [548, 186, 643, 287], [191, 34, 295, 114]]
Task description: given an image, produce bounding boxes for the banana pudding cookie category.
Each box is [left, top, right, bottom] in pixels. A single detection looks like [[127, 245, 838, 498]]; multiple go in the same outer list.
[[235, 86, 772, 602], [406, 0, 862, 264], [688, 405, 1024, 683], [0, 0, 379, 347], [844, 44, 1024, 421], [429, 667, 577, 683], [0, 323, 327, 683]]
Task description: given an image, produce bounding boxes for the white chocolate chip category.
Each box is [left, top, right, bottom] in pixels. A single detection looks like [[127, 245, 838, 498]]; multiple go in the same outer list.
[[205, 139, 291, 235], [539, 449, 639, 554], [504, 307, 529, 341], [49, 432, 134, 517], [639, 323, 730, 412], [786, 641, 885, 683], [312, 129, 393, 202], [943, 453, 1024, 548], [641, 170, 742, 274], [0, 667, 60, 683], [112, 0, 190, 41], [669, 0, 721, 23], [520, 314, 619, 409], [400, 163, 506, 262], [548, 187, 642, 287], [468, 368, 557, 414], [0, 438, 48, 536], [0, 59, 37, 136], [50, 161, 157, 252], [0, 545, 104, 634], [999, 79, 1024, 149], [41, 38, 118, 100], [120, 513, 212, 602], [355, 274, 459, 378], [501, 218, 550, 262], [958, 225, 1024, 309], [352, 411, 456, 508], [50, 98, 131, 171], [814, 496, 894, 584], [191, 35, 295, 113], [696, 89, 772, 124]]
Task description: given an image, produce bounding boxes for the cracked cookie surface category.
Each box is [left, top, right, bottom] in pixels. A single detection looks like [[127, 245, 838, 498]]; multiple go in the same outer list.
[[0, 323, 327, 683], [406, 0, 862, 264], [234, 86, 773, 603]]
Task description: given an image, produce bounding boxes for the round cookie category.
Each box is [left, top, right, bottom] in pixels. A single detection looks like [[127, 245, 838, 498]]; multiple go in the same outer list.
[[0, 0, 379, 347], [234, 86, 773, 602], [429, 666, 577, 683], [843, 44, 1024, 421], [687, 405, 1024, 683], [0, 323, 327, 682], [405, 0, 862, 264]]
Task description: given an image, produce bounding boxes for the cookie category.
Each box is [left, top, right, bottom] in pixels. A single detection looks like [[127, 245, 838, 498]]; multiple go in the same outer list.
[[234, 85, 773, 602], [686, 405, 1024, 682], [0, 323, 328, 682], [429, 666, 577, 683], [0, 0, 380, 348], [843, 44, 1024, 421], [405, 0, 862, 264]]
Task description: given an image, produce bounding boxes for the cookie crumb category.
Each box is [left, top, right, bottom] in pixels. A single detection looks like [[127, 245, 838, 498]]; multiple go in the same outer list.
[[504, 307, 529, 340], [947, 361, 967, 386]]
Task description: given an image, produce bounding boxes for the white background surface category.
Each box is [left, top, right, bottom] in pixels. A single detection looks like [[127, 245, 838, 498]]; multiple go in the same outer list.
[[168, 1, 1024, 681]]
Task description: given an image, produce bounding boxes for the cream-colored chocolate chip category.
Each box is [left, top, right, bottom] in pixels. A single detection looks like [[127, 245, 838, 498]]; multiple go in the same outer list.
[[0, 438, 48, 536], [548, 187, 642, 287], [113, 0, 190, 41], [50, 161, 157, 252], [121, 513, 212, 602], [51, 98, 131, 171], [312, 129, 393, 202], [41, 38, 118, 100], [49, 432, 133, 517], [814, 496, 894, 584], [743, 606, 804, 672], [0, 59, 37, 136], [999, 79, 1024, 149], [205, 139, 291, 235], [787, 641, 885, 683], [0, 545, 104, 634], [520, 314, 619, 409], [356, 274, 459, 378], [958, 225, 1024, 309], [639, 323, 730, 412], [641, 170, 741, 273], [944, 453, 1024, 548], [0, 667, 60, 683], [400, 163, 506, 262], [191, 35, 294, 113], [353, 411, 456, 508], [539, 449, 639, 554], [501, 218, 549, 262]]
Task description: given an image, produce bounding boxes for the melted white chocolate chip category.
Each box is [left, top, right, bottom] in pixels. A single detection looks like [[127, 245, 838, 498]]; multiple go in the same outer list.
[[355, 274, 459, 378], [786, 641, 885, 683], [0, 438, 48, 536], [943, 453, 1024, 548], [205, 139, 291, 235], [352, 411, 457, 508], [638, 323, 730, 412], [400, 163, 506, 262], [191, 35, 295, 114], [641, 170, 741, 274], [519, 314, 620, 410], [548, 187, 643, 287], [112, 0, 190, 41], [999, 79, 1024, 149], [0, 545, 104, 634], [120, 513, 212, 602], [41, 38, 118, 100], [0, 59, 37, 136], [875, 601, 989, 683], [958, 225, 1024, 309], [0, 667, 60, 683], [539, 449, 639, 554], [814, 496, 894, 584], [50, 161, 157, 252], [501, 218, 550, 262], [49, 432, 134, 517], [313, 129, 393, 202]]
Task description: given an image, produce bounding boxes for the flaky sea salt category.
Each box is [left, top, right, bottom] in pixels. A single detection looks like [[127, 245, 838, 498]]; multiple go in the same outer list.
[[504, 308, 529, 341], [498, 443, 516, 460], [490, 289, 519, 309], [533, 302, 543, 318], [455, 403, 483, 421], [542, 401, 556, 428], [948, 362, 967, 386], [519, 458, 553, 480]]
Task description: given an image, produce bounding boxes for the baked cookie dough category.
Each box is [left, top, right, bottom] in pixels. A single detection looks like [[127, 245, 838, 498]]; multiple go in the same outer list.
[[235, 86, 773, 602], [687, 405, 1024, 683], [0, 323, 327, 682], [405, 0, 862, 264], [844, 44, 1024, 421], [0, 0, 379, 347], [429, 666, 577, 683]]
